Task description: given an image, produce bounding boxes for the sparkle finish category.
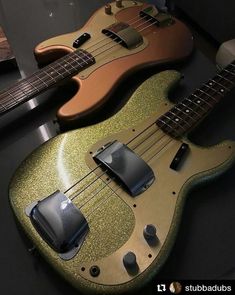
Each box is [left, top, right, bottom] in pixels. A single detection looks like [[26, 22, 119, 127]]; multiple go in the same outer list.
[[9, 71, 235, 294]]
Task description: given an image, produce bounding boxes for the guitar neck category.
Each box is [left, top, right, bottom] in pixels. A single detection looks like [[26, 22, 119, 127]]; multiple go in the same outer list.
[[0, 49, 95, 114], [157, 61, 235, 137]]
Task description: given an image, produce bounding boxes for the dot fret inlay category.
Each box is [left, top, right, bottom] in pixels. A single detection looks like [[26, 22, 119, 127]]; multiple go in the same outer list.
[[156, 60, 235, 138]]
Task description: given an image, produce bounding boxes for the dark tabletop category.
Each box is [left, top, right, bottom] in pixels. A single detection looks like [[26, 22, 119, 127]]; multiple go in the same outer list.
[[0, 1, 235, 295]]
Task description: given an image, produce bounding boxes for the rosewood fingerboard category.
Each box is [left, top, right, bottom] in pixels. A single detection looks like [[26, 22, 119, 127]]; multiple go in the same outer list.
[[157, 61, 235, 138], [0, 49, 95, 114]]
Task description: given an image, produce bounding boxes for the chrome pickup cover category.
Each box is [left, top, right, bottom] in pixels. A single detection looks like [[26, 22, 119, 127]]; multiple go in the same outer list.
[[93, 141, 155, 196], [102, 22, 143, 49], [26, 190, 89, 259]]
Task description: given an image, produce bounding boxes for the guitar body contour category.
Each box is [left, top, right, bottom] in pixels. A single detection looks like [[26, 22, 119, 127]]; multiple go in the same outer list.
[[34, 0, 193, 125], [9, 71, 235, 294]]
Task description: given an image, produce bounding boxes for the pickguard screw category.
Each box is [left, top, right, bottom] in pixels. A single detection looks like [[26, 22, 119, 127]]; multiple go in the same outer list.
[[89, 265, 100, 277]]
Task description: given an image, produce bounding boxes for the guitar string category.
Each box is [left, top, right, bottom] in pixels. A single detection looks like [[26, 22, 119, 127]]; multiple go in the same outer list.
[[83, 12, 150, 52], [79, 132, 172, 212], [0, 11, 166, 110], [84, 83, 235, 220], [0, 12, 153, 109], [64, 121, 157, 194], [2, 14, 235, 110], [85, 135, 174, 220], [70, 127, 165, 203], [65, 71, 235, 206], [0, 21, 153, 110], [69, 126, 165, 201], [1, 51, 234, 114], [64, 67, 235, 197], [79, 130, 173, 210]]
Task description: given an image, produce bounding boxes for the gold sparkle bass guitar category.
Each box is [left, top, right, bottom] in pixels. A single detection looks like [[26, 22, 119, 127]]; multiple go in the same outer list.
[[0, 1, 193, 128], [9, 61, 235, 294]]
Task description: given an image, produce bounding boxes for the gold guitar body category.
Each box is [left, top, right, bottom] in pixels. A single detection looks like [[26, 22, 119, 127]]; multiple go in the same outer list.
[[9, 71, 235, 294]]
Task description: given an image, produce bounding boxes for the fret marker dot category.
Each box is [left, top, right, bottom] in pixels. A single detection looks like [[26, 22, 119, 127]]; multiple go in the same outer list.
[[209, 82, 213, 86], [186, 109, 190, 113], [51, 71, 54, 74], [197, 100, 201, 104], [175, 118, 179, 122], [220, 89, 224, 92]]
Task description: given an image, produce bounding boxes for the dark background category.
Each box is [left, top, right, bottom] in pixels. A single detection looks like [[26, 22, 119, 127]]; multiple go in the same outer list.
[[0, 1, 235, 294]]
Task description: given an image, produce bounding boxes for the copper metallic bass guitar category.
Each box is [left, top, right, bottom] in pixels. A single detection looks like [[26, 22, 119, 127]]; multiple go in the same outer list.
[[0, 1, 192, 127], [9, 61, 235, 294]]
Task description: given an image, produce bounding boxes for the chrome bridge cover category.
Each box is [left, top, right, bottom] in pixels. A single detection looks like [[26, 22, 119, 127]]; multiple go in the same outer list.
[[93, 141, 155, 196], [26, 190, 89, 258]]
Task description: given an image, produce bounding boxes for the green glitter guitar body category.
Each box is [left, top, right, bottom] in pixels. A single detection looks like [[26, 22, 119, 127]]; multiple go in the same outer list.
[[9, 71, 235, 294]]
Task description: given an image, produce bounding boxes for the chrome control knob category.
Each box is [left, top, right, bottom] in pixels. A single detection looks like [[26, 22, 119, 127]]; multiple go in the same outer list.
[[123, 251, 137, 270], [116, 0, 123, 8], [105, 4, 112, 15], [143, 224, 157, 240]]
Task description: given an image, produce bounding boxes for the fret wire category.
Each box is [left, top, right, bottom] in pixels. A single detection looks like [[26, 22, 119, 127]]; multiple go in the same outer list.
[[168, 110, 192, 127], [67, 54, 82, 69], [27, 74, 49, 92], [1, 54, 81, 107], [44, 71, 57, 82], [174, 105, 198, 122], [217, 73, 234, 84], [58, 62, 73, 75], [0, 56, 81, 109], [64, 57, 79, 72], [223, 68, 235, 76], [157, 62, 235, 138], [163, 114, 187, 131], [180, 102, 202, 117], [63, 55, 82, 71], [17, 87, 29, 101], [76, 50, 89, 65], [193, 92, 214, 107], [203, 82, 225, 96], [197, 87, 218, 103], [189, 94, 211, 109], [0, 49, 93, 111], [0, 102, 6, 110], [157, 118, 181, 137], [23, 80, 40, 93], [0, 54, 66, 105], [210, 79, 230, 91], [34, 75, 49, 87], [56, 55, 78, 75], [48, 64, 65, 78], [7, 91, 18, 102]]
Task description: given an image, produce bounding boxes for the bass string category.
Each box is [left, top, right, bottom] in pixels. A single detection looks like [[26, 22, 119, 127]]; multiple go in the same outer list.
[[64, 122, 159, 196], [79, 133, 172, 212], [1, 15, 160, 111], [65, 73, 234, 205], [69, 126, 164, 201], [0, 12, 152, 108], [64, 73, 224, 198], [85, 134, 174, 221], [64, 122, 162, 195], [83, 12, 148, 52], [1, 14, 153, 109], [65, 75, 220, 198], [73, 128, 171, 211]]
